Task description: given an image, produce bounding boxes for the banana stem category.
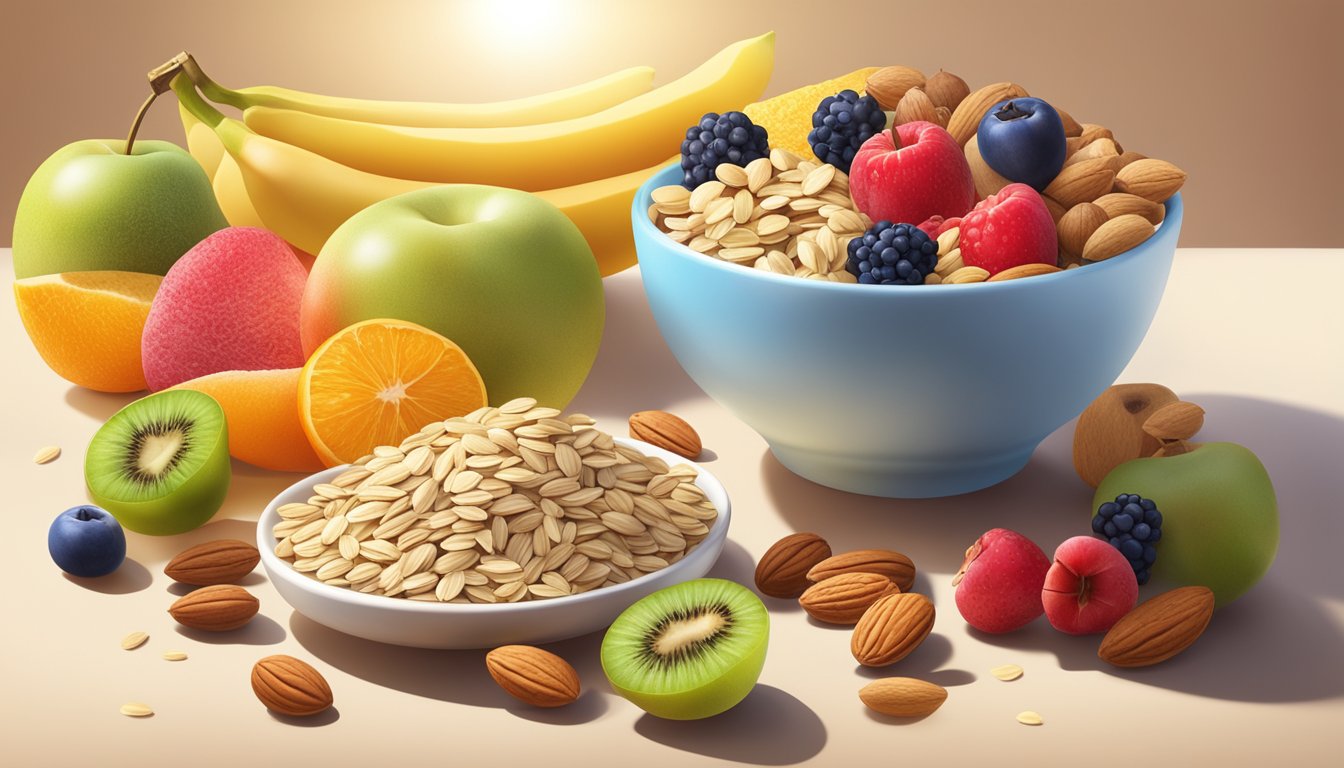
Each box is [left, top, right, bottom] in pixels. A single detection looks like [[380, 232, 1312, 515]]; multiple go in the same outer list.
[[176, 54, 250, 110], [171, 71, 250, 158]]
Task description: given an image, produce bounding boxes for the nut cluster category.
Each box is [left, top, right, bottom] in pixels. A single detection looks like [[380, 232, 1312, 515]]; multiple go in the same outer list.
[[271, 399, 718, 604]]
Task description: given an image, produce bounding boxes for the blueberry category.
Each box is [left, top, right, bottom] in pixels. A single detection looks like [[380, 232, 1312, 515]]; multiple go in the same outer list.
[[845, 222, 938, 286], [1092, 516, 1106, 534], [1098, 502, 1119, 519], [678, 111, 769, 189], [1136, 570, 1150, 585], [48, 505, 126, 578], [1104, 521, 1117, 537], [1145, 509, 1163, 527], [1132, 522, 1151, 541], [1113, 514, 1134, 533], [1121, 538, 1144, 560], [1143, 544, 1158, 565], [807, 90, 884, 173], [1149, 528, 1162, 542], [1140, 498, 1157, 511]]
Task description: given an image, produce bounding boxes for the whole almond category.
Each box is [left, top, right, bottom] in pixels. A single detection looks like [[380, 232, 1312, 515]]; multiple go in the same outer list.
[[965, 134, 1011, 199], [1073, 383, 1180, 487], [1083, 214, 1155, 261], [1058, 202, 1110, 262], [859, 677, 947, 717], [933, 105, 951, 128], [864, 65, 926, 111], [1057, 108, 1083, 138], [1043, 157, 1116, 208], [893, 87, 938, 126], [168, 584, 259, 631], [251, 655, 333, 716], [1064, 137, 1119, 169], [1093, 192, 1165, 225], [947, 82, 1028, 146], [1117, 150, 1147, 168], [629, 410, 702, 459], [1042, 194, 1067, 225], [1142, 401, 1205, 441], [924, 70, 970, 111], [986, 263, 1062, 282], [755, 532, 832, 598], [1080, 123, 1119, 151], [1115, 159, 1187, 203], [808, 549, 916, 592], [1065, 135, 1089, 158], [851, 593, 935, 667], [485, 645, 581, 707], [799, 572, 898, 624], [164, 539, 260, 586], [1099, 587, 1215, 667]]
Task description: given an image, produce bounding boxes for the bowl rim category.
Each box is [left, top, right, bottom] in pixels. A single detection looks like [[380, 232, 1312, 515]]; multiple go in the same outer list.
[[632, 162, 1182, 293], [256, 436, 731, 616]]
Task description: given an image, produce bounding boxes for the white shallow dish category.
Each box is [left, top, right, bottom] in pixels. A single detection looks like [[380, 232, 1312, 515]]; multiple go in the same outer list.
[[257, 438, 730, 649]]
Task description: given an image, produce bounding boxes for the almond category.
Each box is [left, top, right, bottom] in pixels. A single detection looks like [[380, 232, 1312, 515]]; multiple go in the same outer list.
[[1082, 214, 1154, 261], [1057, 202, 1110, 263], [1142, 401, 1205, 441], [851, 593, 935, 667], [1042, 194, 1067, 225], [947, 82, 1028, 146], [933, 106, 951, 128], [808, 549, 916, 592], [859, 677, 947, 717], [1043, 157, 1116, 208], [1098, 586, 1215, 667], [628, 410, 702, 459], [1064, 137, 1119, 169], [251, 655, 333, 716], [799, 572, 898, 624], [1080, 123, 1120, 152], [1073, 383, 1180, 487], [893, 87, 938, 126], [986, 263, 1062, 282], [168, 584, 259, 631], [1117, 150, 1147, 168], [864, 65, 926, 111], [1093, 192, 1165, 225], [1057, 108, 1083, 138], [485, 645, 581, 707], [1115, 159, 1187, 203], [164, 539, 260, 586], [755, 532, 832, 598], [1065, 135, 1089, 158], [965, 134, 1011, 199], [924, 70, 970, 111]]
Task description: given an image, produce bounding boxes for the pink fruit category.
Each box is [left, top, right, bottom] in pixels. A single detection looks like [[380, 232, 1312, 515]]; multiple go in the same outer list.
[[142, 227, 307, 391], [849, 122, 977, 226], [958, 183, 1058, 276], [1042, 536, 1139, 635], [916, 215, 962, 239], [953, 528, 1051, 633]]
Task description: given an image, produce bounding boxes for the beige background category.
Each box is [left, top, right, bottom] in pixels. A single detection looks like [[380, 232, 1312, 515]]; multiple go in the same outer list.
[[2, 249, 1342, 765], [1, 0, 1341, 247]]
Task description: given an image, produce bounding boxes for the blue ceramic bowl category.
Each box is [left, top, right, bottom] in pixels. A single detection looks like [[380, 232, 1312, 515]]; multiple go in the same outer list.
[[632, 165, 1181, 498]]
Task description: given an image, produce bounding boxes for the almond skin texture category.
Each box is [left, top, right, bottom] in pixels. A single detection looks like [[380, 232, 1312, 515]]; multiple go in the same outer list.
[[168, 584, 259, 631], [986, 263, 1062, 282], [756, 532, 832, 598], [1083, 214, 1155, 262], [628, 410, 702, 459], [965, 134, 1012, 199], [1058, 202, 1110, 263], [924, 70, 970, 111], [799, 572, 899, 624], [1099, 586, 1215, 667], [865, 65, 926, 111], [1093, 192, 1165, 225], [485, 645, 581, 707], [808, 549, 916, 592], [1057, 108, 1083, 138], [851, 593, 935, 667], [1043, 157, 1116, 208], [1115, 159, 1187, 203], [1063, 137, 1119, 169], [947, 82, 1028, 146], [893, 87, 938, 126], [164, 539, 260, 586], [251, 655, 333, 716], [1073, 383, 1180, 487], [1142, 401, 1205, 442], [859, 677, 947, 717]]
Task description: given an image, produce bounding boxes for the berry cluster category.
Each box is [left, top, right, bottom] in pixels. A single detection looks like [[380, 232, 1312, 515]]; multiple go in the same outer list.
[[845, 222, 938, 285], [807, 90, 885, 173], [679, 112, 769, 189], [1092, 494, 1163, 585]]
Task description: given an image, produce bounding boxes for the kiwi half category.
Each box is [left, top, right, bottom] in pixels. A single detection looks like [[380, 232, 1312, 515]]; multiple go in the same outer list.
[[84, 389, 231, 535], [601, 578, 769, 720]]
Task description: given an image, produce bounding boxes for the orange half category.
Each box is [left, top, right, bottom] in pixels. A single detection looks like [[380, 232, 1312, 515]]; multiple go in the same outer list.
[[298, 319, 488, 466], [173, 368, 325, 473]]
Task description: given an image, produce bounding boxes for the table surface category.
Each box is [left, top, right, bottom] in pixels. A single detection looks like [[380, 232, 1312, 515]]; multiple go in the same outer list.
[[2, 248, 1341, 767]]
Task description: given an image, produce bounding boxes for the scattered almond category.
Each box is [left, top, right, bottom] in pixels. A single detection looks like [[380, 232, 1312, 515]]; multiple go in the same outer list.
[[1082, 214, 1155, 261], [168, 584, 259, 631], [1043, 157, 1116, 208], [851, 593, 935, 667], [924, 70, 970, 111], [859, 677, 947, 717], [808, 549, 916, 591], [1057, 202, 1110, 263], [893, 87, 938, 126], [485, 645, 581, 707], [33, 445, 61, 465], [251, 655, 333, 716], [120, 703, 153, 718], [755, 532, 832, 598], [990, 664, 1024, 681], [799, 572, 899, 625], [1115, 159, 1187, 203], [947, 82, 1028, 146], [628, 410, 702, 459], [1142, 401, 1205, 442], [164, 539, 260, 586], [1093, 192, 1165, 226], [162, 650, 188, 662], [1099, 586, 1215, 667], [120, 631, 149, 651], [864, 65, 926, 111], [1017, 711, 1044, 726]]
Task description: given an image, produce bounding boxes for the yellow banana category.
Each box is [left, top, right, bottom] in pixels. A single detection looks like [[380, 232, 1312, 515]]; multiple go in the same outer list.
[[194, 65, 656, 128], [173, 76, 665, 276], [239, 32, 774, 190], [180, 104, 224, 178]]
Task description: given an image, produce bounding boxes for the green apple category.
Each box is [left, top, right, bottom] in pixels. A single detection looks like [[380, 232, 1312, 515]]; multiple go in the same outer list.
[[301, 185, 603, 409], [13, 140, 227, 279], [1094, 442, 1277, 606]]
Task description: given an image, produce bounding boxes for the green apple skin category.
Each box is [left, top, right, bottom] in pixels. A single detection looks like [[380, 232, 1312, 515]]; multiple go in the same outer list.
[[1094, 442, 1277, 607], [301, 185, 603, 409], [13, 140, 227, 279]]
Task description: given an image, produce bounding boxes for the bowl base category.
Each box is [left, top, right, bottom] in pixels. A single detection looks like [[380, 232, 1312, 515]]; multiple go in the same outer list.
[[769, 442, 1037, 499]]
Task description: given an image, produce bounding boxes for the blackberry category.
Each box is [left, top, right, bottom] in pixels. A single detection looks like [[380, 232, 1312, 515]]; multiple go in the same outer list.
[[807, 89, 885, 173], [1092, 494, 1162, 585], [846, 222, 938, 286], [679, 111, 769, 189]]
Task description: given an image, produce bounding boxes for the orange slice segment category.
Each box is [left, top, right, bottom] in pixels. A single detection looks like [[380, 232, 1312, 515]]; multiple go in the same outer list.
[[298, 319, 488, 466], [173, 368, 325, 473], [744, 67, 881, 160]]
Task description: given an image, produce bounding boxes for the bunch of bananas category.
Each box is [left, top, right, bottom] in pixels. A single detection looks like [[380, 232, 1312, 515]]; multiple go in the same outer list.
[[174, 33, 775, 276]]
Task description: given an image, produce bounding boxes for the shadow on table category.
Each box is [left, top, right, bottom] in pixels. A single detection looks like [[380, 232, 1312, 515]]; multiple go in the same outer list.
[[62, 557, 152, 594], [64, 385, 136, 422], [633, 684, 825, 765], [288, 612, 610, 723], [268, 706, 341, 727], [174, 613, 286, 645], [128, 517, 262, 570]]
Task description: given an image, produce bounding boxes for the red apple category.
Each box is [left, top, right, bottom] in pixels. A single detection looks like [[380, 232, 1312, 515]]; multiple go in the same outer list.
[[1042, 536, 1138, 635], [953, 528, 1051, 633], [849, 122, 977, 226], [958, 183, 1058, 276]]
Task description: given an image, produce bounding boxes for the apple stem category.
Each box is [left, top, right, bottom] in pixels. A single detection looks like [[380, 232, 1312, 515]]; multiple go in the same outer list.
[[124, 53, 190, 156]]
